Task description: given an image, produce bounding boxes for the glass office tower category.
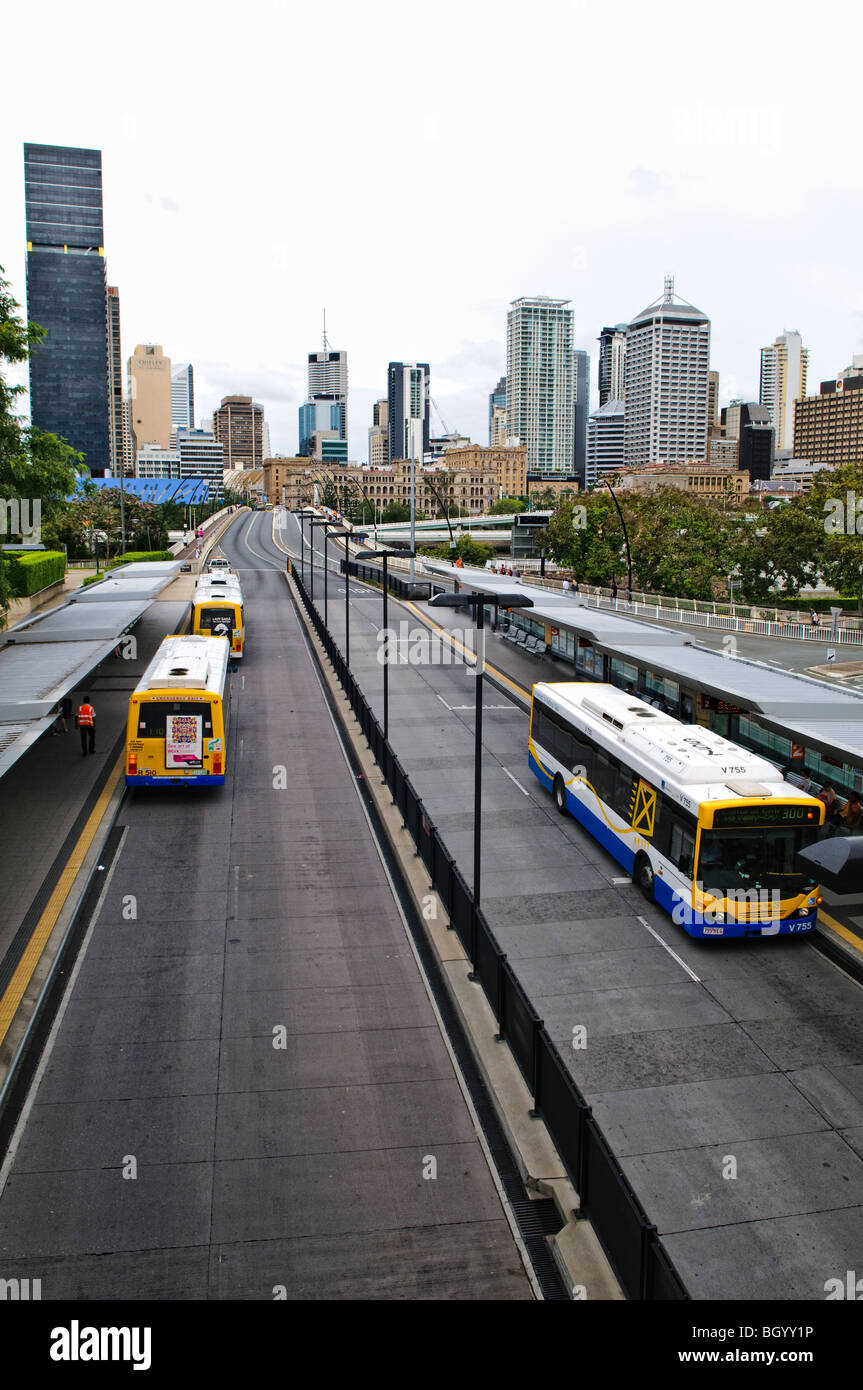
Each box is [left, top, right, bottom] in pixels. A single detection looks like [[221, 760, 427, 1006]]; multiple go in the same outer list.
[[24, 144, 111, 475]]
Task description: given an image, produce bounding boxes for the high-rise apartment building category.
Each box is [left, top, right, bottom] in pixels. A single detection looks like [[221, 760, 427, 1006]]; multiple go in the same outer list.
[[369, 398, 389, 468], [24, 143, 111, 475], [106, 287, 127, 475], [574, 349, 590, 481], [128, 345, 173, 451], [506, 296, 575, 472], [623, 278, 710, 467], [760, 331, 808, 454], [598, 324, 627, 407], [213, 395, 265, 468], [308, 348, 348, 442], [171, 364, 195, 431], [489, 375, 507, 446], [387, 362, 430, 462], [585, 400, 625, 487]]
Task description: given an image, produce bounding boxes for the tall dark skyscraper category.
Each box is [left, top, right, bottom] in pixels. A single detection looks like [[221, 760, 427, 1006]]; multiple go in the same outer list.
[[387, 362, 430, 462], [574, 349, 590, 482], [24, 144, 111, 475]]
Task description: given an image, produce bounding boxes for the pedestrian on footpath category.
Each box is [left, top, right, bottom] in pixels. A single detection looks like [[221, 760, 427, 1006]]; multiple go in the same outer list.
[[77, 696, 96, 756]]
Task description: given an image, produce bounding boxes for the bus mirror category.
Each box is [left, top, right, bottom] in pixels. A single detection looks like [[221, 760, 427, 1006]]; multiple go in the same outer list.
[[795, 837, 863, 894]]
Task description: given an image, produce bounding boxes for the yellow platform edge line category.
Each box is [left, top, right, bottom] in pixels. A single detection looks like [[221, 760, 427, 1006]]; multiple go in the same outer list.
[[0, 751, 125, 1045], [817, 908, 863, 956], [400, 600, 529, 702]]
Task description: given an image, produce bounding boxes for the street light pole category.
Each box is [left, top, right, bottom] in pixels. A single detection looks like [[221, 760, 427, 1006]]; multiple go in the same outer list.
[[429, 590, 533, 906], [357, 546, 416, 741], [602, 478, 633, 598], [309, 519, 331, 615]]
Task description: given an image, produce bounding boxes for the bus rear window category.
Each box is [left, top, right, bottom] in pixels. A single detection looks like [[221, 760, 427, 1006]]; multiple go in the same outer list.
[[137, 701, 215, 739], [199, 607, 236, 634]]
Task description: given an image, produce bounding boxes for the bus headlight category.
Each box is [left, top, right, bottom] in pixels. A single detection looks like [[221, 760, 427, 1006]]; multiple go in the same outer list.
[[796, 906, 812, 917]]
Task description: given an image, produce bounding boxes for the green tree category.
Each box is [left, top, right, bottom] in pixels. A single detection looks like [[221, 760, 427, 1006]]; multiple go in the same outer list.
[[534, 495, 627, 585], [489, 497, 526, 515], [627, 488, 749, 601], [380, 502, 411, 523], [735, 494, 824, 603], [421, 534, 495, 566], [807, 463, 863, 611], [55, 488, 167, 560]]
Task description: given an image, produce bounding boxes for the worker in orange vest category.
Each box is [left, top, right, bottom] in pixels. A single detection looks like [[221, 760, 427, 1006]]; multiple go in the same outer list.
[[76, 696, 96, 756]]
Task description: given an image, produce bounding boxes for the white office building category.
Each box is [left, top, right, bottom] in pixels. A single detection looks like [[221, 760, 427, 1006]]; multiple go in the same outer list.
[[586, 399, 625, 487], [170, 364, 195, 431], [760, 331, 808, 454], [506, 296, 575, 472], [623, 278, 710, 467]]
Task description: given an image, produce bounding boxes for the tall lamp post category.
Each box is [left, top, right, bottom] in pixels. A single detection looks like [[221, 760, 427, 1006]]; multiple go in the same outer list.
[[324, 526, 351, 632], [602, 478, 633, 598], [429, 590, 533, 905], [308, 518, 331, 607], [356, 546, 416, 740]]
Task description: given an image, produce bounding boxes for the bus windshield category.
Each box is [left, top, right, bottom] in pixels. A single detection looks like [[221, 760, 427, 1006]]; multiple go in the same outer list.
[[697, 826, 820, 897]]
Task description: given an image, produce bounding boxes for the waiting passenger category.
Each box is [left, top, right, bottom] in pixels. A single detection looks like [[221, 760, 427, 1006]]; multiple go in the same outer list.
[[839, 794, 862, 835]]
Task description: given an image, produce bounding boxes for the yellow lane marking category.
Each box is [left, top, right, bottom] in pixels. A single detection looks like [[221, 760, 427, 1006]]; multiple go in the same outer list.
[[399, 600, 529, 702], [0, 751, 125, 1048], [817, 908, 863, 955]]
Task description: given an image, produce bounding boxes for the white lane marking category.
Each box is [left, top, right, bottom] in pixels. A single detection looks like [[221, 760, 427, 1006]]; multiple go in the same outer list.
[[450, 704, 510, 711], [241, 675, 245, 689], [636, 914, 701, 983], [611, 876, 631, 885], [436, 694, 453, 710], [501, 767, 530, 796]]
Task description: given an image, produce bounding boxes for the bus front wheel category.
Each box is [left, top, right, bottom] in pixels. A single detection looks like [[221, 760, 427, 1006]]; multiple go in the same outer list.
[[553, 774, 568, 816], [634, 853, 655, 901]]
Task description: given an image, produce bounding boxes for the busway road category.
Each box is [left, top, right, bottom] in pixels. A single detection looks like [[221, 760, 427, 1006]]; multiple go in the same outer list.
[[0, 510, 535, 1299], [282, 508, 863, 1301]]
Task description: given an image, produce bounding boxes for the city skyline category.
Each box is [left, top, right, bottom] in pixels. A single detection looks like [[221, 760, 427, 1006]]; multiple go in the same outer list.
[[3, 1, 862, 468]]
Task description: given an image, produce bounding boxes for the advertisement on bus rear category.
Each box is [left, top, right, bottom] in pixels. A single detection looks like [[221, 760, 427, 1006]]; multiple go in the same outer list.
[[165, 713, 203, 768]]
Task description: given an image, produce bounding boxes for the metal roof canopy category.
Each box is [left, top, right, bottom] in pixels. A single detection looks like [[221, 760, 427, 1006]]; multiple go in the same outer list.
[[72, 576, 171, 603], [425, 563, 863, 765], [6, 599, 149, 644], [0, 638, 121, 720], [109, 560, 183, 578]]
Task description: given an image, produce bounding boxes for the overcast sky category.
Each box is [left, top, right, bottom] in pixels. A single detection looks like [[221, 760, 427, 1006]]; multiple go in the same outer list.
[[3, 0, 862, 466]]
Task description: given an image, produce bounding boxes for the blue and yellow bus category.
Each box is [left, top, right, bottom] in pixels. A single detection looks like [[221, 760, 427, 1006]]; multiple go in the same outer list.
[[126, 634, 231, 787], [529, 682, 824, 939]]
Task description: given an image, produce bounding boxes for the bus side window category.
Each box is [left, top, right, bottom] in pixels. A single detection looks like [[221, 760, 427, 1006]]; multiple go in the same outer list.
[[671, 823, 695, 875], [611, 768, 636, 821]]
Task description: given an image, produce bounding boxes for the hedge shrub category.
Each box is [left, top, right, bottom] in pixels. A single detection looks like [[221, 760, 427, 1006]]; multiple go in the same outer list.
[[5, 550, 66, 598], [106, 550, 174, 569]]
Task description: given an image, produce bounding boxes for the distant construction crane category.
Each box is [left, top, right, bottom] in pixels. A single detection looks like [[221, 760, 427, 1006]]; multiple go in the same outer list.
[[430, 396, 458, 438]]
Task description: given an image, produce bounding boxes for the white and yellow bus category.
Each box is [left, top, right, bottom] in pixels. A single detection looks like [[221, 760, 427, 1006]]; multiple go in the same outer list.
[[126, 634, 231, 787], [529, 682, 824, 939], [191, 574, 244, 659]]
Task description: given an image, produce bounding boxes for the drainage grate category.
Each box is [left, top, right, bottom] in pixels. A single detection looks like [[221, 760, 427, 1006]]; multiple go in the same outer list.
[[510, 1196, 563, 1237]]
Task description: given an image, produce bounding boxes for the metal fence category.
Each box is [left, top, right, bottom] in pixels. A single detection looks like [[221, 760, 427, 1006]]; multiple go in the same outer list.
[[290, 564, 689, 1301]]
